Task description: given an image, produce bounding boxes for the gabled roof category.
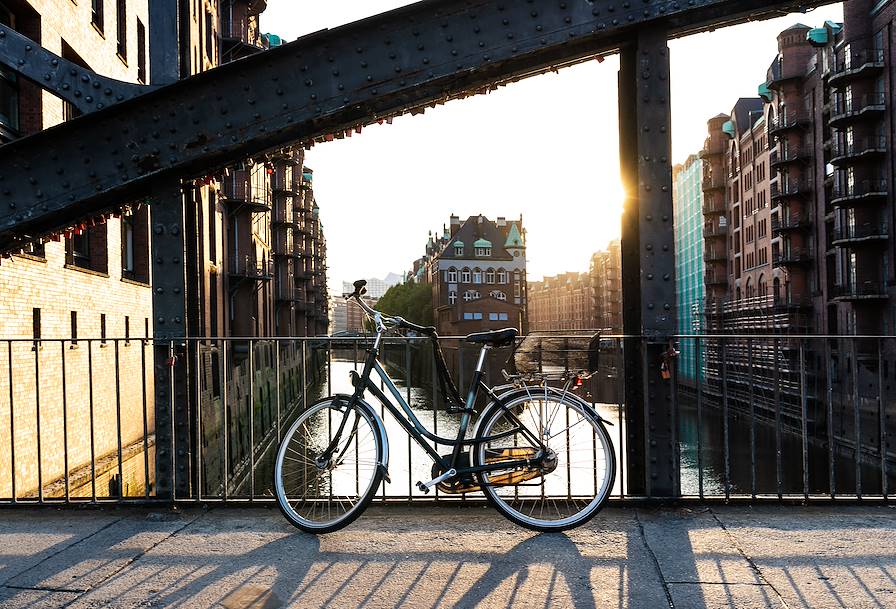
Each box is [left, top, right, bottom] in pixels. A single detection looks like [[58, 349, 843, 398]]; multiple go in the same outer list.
[[504, 222, 523, 248]]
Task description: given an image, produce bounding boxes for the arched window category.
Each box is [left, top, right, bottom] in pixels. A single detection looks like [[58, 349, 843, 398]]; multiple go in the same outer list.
[[773, 277, 781, 301], [461, 268, 471, 283], [486, 268, 495, 284], [745, 277, 753, 299], [490, 290, 506, 301], [497, 269, 508, 284], [463, 290, 480, 302], [473, 268, 482, 284], [758, 274, 767, 297], [447, 268, 457, 283]]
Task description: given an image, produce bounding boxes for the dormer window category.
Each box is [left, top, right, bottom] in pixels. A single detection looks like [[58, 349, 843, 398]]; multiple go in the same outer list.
[[453, 240, 464, 256], [473, 238, 492, 257], [475, 247, 491, 257]]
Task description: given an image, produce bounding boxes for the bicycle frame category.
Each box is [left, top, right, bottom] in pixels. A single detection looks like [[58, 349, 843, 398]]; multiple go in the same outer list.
[[322, 330, 549, 484]]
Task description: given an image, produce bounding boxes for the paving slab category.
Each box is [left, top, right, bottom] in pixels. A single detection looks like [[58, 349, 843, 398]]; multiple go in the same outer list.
[[0, 586, 80, 609]]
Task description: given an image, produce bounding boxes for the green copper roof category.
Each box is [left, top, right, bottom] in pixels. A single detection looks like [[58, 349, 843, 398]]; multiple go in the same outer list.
[[473, 238, 492, 248], [722, 120, 736, 137], [806, 28, 828, 46], [758, 82, 772, 102], [505, 222, 523, 248], [453, 240, 464, 247]]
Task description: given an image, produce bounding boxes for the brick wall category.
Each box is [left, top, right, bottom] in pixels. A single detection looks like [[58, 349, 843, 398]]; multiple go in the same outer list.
[[0, 0, 153, 499]]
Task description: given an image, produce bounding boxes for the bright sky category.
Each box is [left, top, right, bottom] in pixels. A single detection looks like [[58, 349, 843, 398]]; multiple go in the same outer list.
[[261, 2, 843, 288]]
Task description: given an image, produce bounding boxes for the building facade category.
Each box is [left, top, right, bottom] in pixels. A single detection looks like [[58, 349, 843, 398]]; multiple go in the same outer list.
[[590, 240, 623, 333], [673, 155, 705, 382], [528, 272, 592, 332], [413, 215, 528, 336]]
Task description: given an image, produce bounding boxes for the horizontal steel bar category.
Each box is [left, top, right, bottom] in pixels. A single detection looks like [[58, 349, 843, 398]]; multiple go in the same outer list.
[[0, 0, 831, 252]]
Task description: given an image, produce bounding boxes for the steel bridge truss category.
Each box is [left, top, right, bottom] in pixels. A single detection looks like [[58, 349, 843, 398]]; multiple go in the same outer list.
[[0, 0, 831, 497]]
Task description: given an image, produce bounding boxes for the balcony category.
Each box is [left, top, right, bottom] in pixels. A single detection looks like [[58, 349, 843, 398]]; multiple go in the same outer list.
[[271, 205, 298, 227], [771, 212, 811, 234], [276, 286, 307, 305], [831, 222, 889, 245], [769, 146, 809, 169], [772, 247, 812, 266], [704, 271, 727, 287], [702, 196, 726, 215], [768, 113, 809, 135], [767, 58, 804, 89], [704, 247, 727, 263], [699, 138, 726, 160], [830, 136, 887, 166], [830, 93, 886, 126], [833, 281, 889, 301], [830, 49, 885, 86], [702, 174, 726, 192], [770, 180, 810, 201], [229, 257, 274, 281], [831, 179, 888, 206], [221, 181, 272, 214], [704, 221, 728, 239]]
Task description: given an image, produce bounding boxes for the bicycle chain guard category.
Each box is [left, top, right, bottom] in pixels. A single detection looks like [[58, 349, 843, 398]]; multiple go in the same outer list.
[[430, 447, 555, 494]]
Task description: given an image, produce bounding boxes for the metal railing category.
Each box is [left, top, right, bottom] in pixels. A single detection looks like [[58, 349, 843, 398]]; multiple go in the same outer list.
[[1, 334, 893, 505]]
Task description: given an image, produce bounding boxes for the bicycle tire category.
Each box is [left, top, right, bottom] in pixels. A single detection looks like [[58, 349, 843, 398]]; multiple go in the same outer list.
[[274, 396, 385, 534], [472, 389, 615, 532]]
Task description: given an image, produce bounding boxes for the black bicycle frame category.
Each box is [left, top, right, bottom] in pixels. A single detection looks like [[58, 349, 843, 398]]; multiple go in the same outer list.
[[323, 338, 548, 481]]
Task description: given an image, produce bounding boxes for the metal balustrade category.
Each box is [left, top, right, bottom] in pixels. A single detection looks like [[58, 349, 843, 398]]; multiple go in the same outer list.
[[0, 334, 893, 505]]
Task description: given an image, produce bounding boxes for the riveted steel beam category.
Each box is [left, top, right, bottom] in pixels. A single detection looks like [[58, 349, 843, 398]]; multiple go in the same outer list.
[[619, 27, 678, 497], [151, 183, 193, 499], [0, 0, 832, 252], [0, 24, 154, 114]]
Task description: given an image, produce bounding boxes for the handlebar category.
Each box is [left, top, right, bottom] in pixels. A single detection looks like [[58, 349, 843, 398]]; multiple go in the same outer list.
[[345, 280, 436, 336]]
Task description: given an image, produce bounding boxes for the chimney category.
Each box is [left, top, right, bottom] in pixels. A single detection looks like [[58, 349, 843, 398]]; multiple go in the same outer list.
[[450, 214, 461, 235], [496, 216, 506, 227]]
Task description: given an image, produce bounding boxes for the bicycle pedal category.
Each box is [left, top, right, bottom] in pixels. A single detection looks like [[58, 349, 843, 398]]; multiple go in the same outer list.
[[416, 481, 431, 494]]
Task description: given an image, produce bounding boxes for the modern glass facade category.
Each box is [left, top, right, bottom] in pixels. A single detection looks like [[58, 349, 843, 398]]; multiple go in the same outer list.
[[673, 155, 705, 383]]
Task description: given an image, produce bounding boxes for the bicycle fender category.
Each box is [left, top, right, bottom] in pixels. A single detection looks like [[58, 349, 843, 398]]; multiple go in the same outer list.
[[331, 393, 391, 483], [487, 386, 614, 427]]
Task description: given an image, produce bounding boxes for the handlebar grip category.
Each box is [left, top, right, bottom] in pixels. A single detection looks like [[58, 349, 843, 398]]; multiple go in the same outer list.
[[394, 316, 436, 335]]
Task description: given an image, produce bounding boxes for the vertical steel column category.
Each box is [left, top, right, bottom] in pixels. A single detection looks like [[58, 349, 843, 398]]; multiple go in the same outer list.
[[618, 28, 679, 497], [151, 183, 193, 499]]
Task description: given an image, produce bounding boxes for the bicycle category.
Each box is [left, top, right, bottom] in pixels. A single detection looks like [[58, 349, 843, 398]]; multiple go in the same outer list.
[[274, 280, 616, 533]]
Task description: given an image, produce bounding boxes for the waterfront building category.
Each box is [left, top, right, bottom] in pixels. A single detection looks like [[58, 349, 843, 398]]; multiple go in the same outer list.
[[528, 273, 592, 332], [674, 156, 705, 383], [590, 240, 623, 333], [412, 215, 527, 336]]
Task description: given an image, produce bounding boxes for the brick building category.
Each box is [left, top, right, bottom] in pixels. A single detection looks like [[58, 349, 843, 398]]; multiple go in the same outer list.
[[528, 272, 592, 331], [413, 215, 527, 336], [590, 240, 623, 333], [0, 0, 329, 500]]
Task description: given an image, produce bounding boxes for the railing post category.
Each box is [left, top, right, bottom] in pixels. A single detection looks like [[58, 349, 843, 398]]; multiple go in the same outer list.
[[618, 27, 679, 497], [151, 182, 194, 500]]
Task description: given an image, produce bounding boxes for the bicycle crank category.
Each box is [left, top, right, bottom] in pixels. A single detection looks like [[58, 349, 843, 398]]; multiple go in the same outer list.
[[430, 448, 556, 494]]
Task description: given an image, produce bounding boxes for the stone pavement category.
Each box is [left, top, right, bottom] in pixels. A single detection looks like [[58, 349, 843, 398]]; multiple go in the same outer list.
[[0, 504, 894, 609]]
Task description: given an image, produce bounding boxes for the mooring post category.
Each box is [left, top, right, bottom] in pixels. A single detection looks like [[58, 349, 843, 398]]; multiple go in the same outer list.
[[618, 27, 679, 498], [151, 182, 194, 499]]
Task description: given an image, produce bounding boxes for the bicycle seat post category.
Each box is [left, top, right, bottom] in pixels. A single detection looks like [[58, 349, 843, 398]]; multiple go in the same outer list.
[[475, 344, 490, 373]]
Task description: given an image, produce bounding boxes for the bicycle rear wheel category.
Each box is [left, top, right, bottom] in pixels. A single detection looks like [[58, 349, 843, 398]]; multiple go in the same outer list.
[[274, 397, 384, 534], [473, 391, 615, 532]]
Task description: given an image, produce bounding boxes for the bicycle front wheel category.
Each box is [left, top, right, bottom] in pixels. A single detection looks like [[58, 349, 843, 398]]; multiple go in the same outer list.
[[274, 397, 384, 534], [473, 391, 615, 532]]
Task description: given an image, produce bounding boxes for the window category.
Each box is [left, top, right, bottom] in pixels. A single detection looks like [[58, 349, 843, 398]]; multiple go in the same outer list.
[[490, 290, 506, 301], [463, 312, 473, 320], [486, 269, 495, 283], [472, 270, 482, 284], [499, 313, 508, 321], [455, 245, 463, 256], [489, 313, 499, 321], [66, 222, 109, 274], [204, 10, 213, 62], [92, 0, 104, 32], [447, 269, 457, 283], [136, 19, 146, 83], [473, 312, 483, 320], [120, 207, 148, 282], [122, 214, 134, 272], [461, 269, 471, 283], [32, 308, 40, 341], [116, 0, 127, 58], [475, 247, 491, 257], [448, 291, 457, 304], [497, 270, 507, 284], [463, 290, 480, 301]]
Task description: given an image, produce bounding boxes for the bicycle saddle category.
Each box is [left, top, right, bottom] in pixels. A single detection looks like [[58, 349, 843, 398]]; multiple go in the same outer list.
[[464, 328, 518, 348]]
